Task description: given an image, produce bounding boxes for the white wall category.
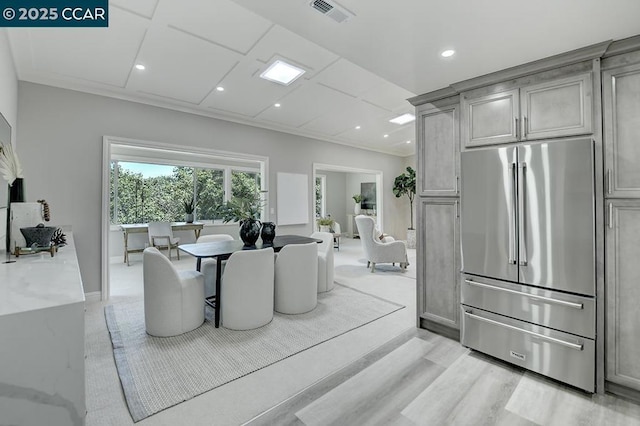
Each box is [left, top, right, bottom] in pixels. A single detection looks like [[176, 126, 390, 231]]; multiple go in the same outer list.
[[322, 171, 346, 229], [402, 155, 417, 230], [0, 30, 18, 250], [346, 172, 377, 213], [17, 82, 409, 293]]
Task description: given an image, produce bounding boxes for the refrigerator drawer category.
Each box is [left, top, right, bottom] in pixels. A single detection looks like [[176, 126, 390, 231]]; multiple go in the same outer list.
[[461, 275, 595, 338], [461, 307, 595, 392]]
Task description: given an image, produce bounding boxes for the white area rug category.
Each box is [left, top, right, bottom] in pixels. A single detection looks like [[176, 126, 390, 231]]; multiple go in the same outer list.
[[105, 284, 404, 422]]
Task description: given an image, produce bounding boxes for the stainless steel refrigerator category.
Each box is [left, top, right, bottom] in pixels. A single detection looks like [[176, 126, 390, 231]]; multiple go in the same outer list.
[[460, 138, 596, 392]]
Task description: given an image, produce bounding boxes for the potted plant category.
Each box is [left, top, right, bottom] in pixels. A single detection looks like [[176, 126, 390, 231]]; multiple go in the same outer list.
[[393, 166, 416, 248], [317, 217, 335, 233], [352, 194, 363, 214], [183, 196, 195, 223], [216, 192, 265, 246]]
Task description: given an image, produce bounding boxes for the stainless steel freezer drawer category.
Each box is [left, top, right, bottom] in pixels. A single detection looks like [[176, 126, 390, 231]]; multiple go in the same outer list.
[[461, 275, 595, 338], [461, 307, 595, 392]]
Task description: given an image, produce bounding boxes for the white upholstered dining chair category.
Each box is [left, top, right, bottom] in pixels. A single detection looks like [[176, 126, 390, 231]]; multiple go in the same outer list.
[[148, 221, 180, 260], [310, 231, 335, 293], [274, 242, 318, 314], [196, 234, 234, 298], [143, 247, 205, 337], [221, 247, 275, 330]]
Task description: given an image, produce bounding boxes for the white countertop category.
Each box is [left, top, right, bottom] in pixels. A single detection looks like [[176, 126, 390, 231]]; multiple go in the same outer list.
[[0, 229, 85, 316]]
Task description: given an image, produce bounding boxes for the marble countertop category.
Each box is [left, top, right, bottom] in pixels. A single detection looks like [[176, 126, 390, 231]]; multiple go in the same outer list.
[[0, 228, 85, 316]]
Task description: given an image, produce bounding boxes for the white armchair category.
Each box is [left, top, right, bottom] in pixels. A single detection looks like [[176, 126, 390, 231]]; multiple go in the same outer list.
[[148, 221, 180, 260], [355, 215, 408, 273], [310, 231, 335, 293], [143, 247, 205, 337], [275, 242, 318, 314], [221, 247, 275, 330], [196, 234, 234, 298], [332, 221, 342, 250]]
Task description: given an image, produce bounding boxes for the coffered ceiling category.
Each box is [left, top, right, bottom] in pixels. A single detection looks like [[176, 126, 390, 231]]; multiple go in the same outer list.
[[6, 0, 640, 157]]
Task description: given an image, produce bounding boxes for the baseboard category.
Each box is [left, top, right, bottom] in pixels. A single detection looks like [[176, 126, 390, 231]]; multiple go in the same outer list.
[[606, 381, 640, 403], [419, 318, 460, 341], [84, 291, 102, 302]]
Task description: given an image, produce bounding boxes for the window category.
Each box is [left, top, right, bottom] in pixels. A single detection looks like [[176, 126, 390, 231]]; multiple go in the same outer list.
[[110, 159, 263, 225], [232, 170, 260, 200], [315, 175, 326, 218], [196, 168, 224, 221]]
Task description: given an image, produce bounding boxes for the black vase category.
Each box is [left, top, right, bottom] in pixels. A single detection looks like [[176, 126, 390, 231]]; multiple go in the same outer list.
[[239, 218, 261, 247], [260, 221, 276, 245], [9, 177, 25, 202]]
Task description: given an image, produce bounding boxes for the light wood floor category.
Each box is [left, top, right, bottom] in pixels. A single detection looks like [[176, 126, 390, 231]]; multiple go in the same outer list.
[[246, 328, 640, 426]]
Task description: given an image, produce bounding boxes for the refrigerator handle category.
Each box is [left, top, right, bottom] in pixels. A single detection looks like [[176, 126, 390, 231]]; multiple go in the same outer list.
[[508, 163, 517, 265], [518, 162, 528, 266]]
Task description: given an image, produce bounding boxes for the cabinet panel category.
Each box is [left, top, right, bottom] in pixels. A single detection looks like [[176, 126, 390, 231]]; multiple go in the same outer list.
[[462, 89, 519, 148], [606, 200, 640, 390], [521, 73, 592, 140], [603, 63, 640, 198], [418, 198, 460, 329], [417, 102, 459, 196]]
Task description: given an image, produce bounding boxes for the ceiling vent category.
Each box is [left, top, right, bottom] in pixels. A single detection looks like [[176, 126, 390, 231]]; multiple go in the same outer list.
[[309, 0, 354, 23]]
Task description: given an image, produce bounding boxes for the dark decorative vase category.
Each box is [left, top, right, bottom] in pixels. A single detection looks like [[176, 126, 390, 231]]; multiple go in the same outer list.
[[9, 177, 25, 202], [5, 178, 25, 262], [239, 218, 261, 247], [260, 221, 276, 245]]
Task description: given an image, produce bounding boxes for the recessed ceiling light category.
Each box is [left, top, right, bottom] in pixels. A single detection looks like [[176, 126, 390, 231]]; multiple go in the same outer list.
[[389, 113, 416, 125], [383, 134, 389, 138], [274, 103, 281, 108], [441, 49, 455, 58], [406, 140, 412, 144], [135, 64, 145, 70], [260, 60, 305, 86], [216, 86, 224, 92], [355, 126, 361, 130]]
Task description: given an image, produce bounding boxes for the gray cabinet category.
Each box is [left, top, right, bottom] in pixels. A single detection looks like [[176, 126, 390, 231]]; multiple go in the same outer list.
[[606, 200, 640, 390], [461, 89, 519, 148], [417, 198, 460, 333], [603, 62, 640, 198], [520, 73, 592, 141], [461, 73, 592, 148], [416, 98, 459, 196]]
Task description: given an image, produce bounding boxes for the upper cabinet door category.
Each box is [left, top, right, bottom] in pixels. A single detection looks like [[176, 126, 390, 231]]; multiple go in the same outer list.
[[603, 63, 640, 198], [520, 73, 592, 141], [461, 89, 519, 148], [417, 102, 459, 196]]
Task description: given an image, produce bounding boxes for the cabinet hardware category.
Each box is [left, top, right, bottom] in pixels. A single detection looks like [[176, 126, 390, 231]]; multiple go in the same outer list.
[[455, 200, 459, 218], [465, 279, 584, 309], [465, 312, 583, 351], [608, 203, 613, 229], [607, 169, 612, 194], [515, 117, 519, 139], [524, 116, 528, 139], [455, 175, 459, 194]]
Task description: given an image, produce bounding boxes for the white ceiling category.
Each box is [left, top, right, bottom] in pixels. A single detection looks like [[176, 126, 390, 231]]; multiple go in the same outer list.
[[7, 0, 640, 157]]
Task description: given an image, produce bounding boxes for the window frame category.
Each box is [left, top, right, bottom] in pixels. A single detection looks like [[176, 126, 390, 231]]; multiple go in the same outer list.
[[107, 138, 267, 228]]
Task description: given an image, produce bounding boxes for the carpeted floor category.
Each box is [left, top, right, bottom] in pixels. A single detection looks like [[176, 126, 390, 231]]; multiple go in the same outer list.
[[105, 284, 404, 422]]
